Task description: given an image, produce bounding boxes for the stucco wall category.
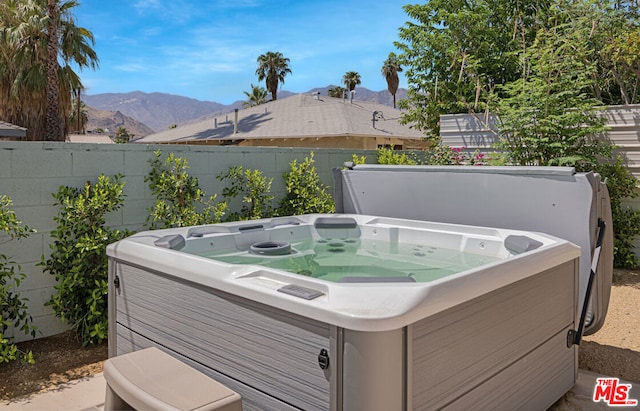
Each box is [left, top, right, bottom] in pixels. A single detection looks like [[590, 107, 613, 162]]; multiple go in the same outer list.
[[0, 141, 370, 341]]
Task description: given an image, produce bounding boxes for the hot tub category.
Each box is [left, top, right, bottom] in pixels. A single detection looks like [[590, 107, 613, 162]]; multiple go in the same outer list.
[[107, 214, 580, 411]]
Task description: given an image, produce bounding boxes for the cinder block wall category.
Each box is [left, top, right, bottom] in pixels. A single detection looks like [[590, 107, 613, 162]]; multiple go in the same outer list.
[[0, 141, 371, 341]]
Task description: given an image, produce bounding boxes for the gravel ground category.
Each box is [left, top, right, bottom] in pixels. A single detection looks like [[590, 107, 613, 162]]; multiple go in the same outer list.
[[579, 269, 640, 384]]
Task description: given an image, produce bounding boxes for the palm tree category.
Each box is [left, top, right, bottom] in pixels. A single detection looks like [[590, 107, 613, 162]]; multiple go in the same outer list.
[[242, 84, 268, 108], [0, 0, 98, 141], [328, 86, 346, 98], [113, 126, 132, 143], [45, 0, 61, 141], [255, 51, 291, 101], [68, 93, 88, 133], [382, 52, 402, 108], [342, 71, 361, 92]]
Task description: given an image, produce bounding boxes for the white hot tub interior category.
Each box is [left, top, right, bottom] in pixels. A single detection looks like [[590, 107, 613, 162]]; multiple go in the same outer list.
[[175, 216, 545, 284]]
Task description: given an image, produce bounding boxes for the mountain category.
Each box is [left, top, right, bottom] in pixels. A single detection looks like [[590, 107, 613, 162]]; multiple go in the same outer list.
[[85, 106, 155, 138], [82, 87, 408, 134], [83, 91, 242, 132]]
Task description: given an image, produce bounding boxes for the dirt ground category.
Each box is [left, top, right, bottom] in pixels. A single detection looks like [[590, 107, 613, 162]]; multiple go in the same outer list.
[[0, 331, 107, 401], [578, 268, 640, 384], [0, 269, 638, 402]]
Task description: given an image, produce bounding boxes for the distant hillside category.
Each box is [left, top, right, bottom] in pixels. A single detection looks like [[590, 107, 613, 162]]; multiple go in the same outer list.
[[83, 91, 239, 132], [82, 87, 407, 133], [85, 106, 155, 138]]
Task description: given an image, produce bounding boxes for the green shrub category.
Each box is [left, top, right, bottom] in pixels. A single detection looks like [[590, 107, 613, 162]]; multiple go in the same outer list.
[[42, 175, 128, 345], [278, 152, 335, 215], [612, 206, 640, 268], [376, 147, 418, 165], [145, 151, 226, 228], [218, 166, 274, 221], [113, 127, 133, 144], [0, 195, 36, 363], [595, 156, 640, 268], [378, 144, 489, 166], [350, 154, 367, 165]]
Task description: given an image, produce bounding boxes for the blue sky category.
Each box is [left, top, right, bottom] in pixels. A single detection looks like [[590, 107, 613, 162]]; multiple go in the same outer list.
[[72, 0, 413, 104]]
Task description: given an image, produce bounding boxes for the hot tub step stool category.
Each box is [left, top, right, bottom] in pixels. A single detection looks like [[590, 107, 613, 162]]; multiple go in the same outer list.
[[104, 347, 242, 411]]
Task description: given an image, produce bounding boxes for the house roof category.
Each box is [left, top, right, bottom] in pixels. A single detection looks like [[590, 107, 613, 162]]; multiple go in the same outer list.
[[0, 121, 27, 138], [134, 93, 424, 144]]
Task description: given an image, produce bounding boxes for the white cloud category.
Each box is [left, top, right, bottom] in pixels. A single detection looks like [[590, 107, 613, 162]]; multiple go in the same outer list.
[[115, 63, 148, 73], [212, 0, 264, 9], [133, 0, 161, 11]]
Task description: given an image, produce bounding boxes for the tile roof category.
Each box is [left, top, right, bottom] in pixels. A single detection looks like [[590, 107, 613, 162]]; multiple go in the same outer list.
[[0, 121, 27, 138], [134, 93, 423, 144]]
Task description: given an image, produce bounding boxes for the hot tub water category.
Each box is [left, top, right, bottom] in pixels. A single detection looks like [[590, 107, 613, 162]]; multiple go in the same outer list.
[[191, 237, 503, 283]]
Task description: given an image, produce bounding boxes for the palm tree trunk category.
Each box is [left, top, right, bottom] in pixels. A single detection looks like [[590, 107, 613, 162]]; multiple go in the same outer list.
[[268, 76, 278, 101], [45, 0, 62, 141]]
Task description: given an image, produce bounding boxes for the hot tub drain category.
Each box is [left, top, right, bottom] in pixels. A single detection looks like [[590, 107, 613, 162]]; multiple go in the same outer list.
[[249, 241, 292, 256]]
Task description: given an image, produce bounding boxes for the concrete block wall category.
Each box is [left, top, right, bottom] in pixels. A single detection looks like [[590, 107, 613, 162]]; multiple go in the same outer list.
[[0, 141, 371, 342]]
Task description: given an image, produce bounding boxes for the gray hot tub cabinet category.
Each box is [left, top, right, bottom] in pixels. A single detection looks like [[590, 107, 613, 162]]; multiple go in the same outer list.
[[109, 260, 577, 410]]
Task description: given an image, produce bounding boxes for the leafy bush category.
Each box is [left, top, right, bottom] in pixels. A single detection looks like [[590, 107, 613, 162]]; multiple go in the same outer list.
[[491, 3, 611, 168], [612, 206, 640, 268], [218, 166, 274, 221], [350, 154, 367, 165], [422, 144, 452, 165], [0, 196, 36, 363], [42, 175, 128, 345], [377, 144, 495, 166], [113, 127, 133, 143], [424, 144, 471, 165], [376, 147, 418, 165], [278, 152, 335, 215], [145, 151, 226, 228], [595, 156, 640, 268]]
